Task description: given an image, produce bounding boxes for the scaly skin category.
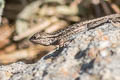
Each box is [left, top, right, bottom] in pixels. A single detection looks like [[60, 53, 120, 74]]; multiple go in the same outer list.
[[30, 14, 120, 46]]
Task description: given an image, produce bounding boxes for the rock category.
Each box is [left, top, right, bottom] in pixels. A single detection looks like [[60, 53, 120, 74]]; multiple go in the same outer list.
[[0, 22, 120, 80]]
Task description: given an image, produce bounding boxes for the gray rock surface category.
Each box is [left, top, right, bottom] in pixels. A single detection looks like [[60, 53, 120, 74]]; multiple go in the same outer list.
[[0, 22, 120, 80]]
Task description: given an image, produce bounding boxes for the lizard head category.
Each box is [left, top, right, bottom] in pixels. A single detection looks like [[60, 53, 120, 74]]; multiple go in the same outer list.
[[29, 32, 58, 46]]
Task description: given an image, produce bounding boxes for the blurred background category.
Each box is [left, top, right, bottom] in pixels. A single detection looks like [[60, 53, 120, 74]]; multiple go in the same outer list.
[[0, 0, 120, 65]]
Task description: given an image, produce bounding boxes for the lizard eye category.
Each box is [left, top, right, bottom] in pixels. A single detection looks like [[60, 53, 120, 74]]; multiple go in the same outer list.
[[29, 35, 36, 41]]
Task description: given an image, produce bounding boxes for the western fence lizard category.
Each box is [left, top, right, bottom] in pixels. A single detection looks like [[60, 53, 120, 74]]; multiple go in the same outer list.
[[30, 14, 120, 47]]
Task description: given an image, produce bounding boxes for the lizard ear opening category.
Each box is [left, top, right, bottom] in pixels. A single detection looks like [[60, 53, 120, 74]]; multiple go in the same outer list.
[[51, 39, 60, 45]]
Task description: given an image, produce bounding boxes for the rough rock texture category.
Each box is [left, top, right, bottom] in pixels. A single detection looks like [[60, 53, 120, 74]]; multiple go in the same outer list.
[[0, 22, 120, 80]]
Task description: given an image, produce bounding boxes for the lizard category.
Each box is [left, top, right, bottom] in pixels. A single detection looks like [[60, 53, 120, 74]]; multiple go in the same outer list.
[[29, 14, 120, 47]]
